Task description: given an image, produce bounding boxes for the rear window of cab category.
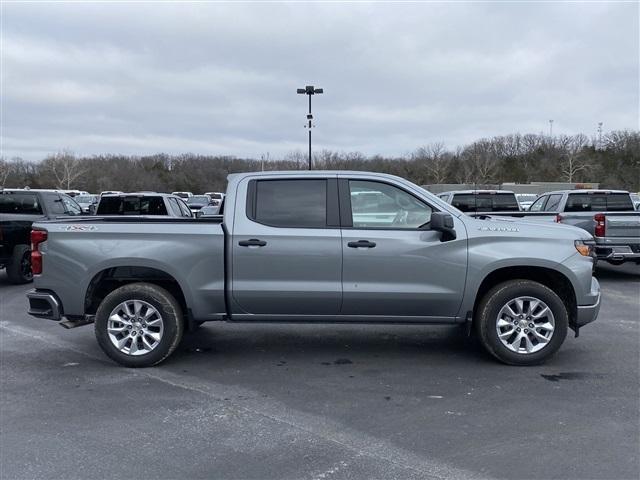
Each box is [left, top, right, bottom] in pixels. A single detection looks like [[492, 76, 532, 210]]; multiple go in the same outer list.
[[451, 193, 520, 212], [565, 193, 634, 212], [97, 196, 168, 215]]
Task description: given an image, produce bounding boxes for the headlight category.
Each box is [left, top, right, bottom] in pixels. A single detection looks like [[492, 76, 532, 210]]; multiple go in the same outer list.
[[575, 240, 595, 257]]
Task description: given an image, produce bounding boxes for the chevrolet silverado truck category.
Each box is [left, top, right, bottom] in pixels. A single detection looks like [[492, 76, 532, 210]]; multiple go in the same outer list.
[[26, 171, 601, 367], [463, 189, 640, 265]]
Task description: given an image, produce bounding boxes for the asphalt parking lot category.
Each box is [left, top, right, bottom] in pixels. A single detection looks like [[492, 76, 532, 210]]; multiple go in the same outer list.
[[1, 263, 638, 480]]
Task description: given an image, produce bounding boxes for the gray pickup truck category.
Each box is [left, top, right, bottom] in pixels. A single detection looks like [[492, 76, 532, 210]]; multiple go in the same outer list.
[[26, 171, 600, 367], [457, 190, 640, 265]]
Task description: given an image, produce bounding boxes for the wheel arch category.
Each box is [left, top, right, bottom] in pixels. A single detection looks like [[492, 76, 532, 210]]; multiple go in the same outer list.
[[470, 265, 577, 329], [85, 265, 189, 318]]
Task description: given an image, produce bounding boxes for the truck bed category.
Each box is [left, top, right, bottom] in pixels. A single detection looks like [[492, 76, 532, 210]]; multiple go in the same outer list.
[[32, 216, 226, 321]]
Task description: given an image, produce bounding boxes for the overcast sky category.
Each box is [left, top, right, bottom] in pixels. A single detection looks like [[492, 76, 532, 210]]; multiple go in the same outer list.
[[1, 1, 638, 161]]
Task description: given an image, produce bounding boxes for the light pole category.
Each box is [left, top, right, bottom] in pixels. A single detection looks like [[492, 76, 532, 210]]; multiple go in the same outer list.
[[549, 119, 554, 137], [597, 122, 603, 149], [297, 85, 323, 169]]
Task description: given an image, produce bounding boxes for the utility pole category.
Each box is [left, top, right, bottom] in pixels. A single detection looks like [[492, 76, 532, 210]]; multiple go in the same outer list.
[[297, 85, 323, 169], [549, 119, 554, 137]]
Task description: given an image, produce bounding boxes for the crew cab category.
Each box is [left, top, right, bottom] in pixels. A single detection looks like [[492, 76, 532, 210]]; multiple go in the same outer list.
[[26, 171, 600, 367], [1, 189, 82, 283]]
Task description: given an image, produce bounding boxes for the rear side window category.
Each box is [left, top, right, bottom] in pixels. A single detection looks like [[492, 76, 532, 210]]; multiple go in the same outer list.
[[97, 196, 168, 215], [0, 193, 43, 214], [565, 193, 634, 212], [250, 179, 327, 228]]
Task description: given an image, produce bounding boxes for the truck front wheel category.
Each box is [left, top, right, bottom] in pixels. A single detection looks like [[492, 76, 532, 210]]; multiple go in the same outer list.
[[475, 280, 568, 365], [94, 283, 184, 367]]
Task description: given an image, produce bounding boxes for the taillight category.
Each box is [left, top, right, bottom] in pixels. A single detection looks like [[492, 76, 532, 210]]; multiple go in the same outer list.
[[30, 229, 47, 275], [555, 214, 563, 223], [594, 213, 606, 237]]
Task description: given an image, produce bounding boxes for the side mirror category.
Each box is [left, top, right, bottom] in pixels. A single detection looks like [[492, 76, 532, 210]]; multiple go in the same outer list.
[[430, 212, 456, 241]]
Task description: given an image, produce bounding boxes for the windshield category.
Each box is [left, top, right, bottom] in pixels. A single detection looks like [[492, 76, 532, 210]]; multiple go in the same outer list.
[[75, 195, 97, 203], [187, 196, 209, 204]]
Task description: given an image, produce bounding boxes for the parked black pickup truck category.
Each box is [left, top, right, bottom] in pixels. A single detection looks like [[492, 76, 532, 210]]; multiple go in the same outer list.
[[0, 189, 82, 283]]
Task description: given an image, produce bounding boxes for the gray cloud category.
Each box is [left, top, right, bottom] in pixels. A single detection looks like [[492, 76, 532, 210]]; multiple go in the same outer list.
[[1, 1, 638, 160]]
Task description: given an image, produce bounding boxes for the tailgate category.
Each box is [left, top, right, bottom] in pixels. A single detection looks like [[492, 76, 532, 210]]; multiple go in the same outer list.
[[604, 215, 640, 240]]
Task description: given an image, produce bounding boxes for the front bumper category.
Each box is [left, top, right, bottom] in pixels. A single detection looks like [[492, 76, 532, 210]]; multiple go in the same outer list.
[[26, 289, 62, 320], [575, 277, 601, 328]]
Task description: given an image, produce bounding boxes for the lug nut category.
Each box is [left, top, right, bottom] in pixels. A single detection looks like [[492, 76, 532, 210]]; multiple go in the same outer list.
[[132, 331, 137, 336], [127, 325, 132, 329], [524, 329, 529, 333], [142, 324, 146, 328], [516, 327, 521, 332], [528, 323, 534, 328]]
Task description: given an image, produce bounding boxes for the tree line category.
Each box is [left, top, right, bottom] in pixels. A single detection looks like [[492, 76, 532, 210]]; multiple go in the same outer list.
[[1, 130, 639, 193]]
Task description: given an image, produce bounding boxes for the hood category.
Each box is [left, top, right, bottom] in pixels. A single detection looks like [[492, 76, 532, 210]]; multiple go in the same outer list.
[[465, 216, 592, 241]]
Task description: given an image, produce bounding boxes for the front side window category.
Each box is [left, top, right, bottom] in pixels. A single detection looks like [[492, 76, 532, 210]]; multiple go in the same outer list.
[[544, 194, 563, 212], [252, 179, 327, 228], [61, 195, 82, 215], [45, 193, 66, 215], [167, 198, 183, 217], [176, 198, 193, 217], [528, 196, 548, 212], [349, 180, 432, 229]]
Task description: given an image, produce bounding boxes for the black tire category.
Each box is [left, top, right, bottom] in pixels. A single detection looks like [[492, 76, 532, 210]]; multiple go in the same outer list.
[[475, 280, 568, 366], [6, 245, 33, 284], [95, 283, 184, 367]]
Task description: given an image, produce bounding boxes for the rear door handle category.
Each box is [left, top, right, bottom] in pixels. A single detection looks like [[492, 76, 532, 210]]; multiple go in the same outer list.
[[238, 238, 267, 247], [347, 240, 376, 248]]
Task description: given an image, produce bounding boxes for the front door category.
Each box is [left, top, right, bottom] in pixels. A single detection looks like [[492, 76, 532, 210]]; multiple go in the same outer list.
[[231, 176, 342, 316], [339, 178, 467, 319]]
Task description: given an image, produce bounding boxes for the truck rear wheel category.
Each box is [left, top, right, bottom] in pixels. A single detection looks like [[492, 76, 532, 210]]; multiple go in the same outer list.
[[6, 245, 33, 284], [94, 283, 184, 367], [475, 280, 568, 365]]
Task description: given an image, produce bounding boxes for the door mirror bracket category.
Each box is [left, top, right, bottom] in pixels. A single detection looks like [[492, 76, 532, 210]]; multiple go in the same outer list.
[[430, 212, 456, 242]]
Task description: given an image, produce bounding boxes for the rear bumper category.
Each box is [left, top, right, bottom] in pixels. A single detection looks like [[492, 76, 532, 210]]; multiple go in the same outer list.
[[26, 289, 63, 321], [594, 244, 640, 262], [575, 278, 601, 328]]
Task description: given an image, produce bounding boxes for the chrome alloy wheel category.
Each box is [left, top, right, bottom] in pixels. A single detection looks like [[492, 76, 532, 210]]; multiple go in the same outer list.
[[495, 296, 555, 354], [107, 300, 164, 356]]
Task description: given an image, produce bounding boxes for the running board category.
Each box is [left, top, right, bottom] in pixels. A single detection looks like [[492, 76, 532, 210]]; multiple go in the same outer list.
[[60, 315, 95, 329]]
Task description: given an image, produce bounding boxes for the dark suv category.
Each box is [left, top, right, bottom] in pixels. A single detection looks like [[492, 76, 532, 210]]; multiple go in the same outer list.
[[0, 189, 82, 283]]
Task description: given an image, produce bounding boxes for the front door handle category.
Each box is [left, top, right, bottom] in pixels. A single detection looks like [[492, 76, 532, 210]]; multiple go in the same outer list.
[[347, 240, 376, 248], [238, 238, 267, 247]]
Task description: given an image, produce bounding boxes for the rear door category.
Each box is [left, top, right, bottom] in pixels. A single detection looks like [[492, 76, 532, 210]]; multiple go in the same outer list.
[[339, 177, 468, 319], [231, 176, 342, 316]]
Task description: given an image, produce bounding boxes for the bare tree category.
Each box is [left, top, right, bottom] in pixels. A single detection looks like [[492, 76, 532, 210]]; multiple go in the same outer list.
[[559, 134, 591, 182], [462, 140, 499, 184], [41, 150, 86, 189], [414, 142, 450, 184], [0, 158, 10, 188]]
